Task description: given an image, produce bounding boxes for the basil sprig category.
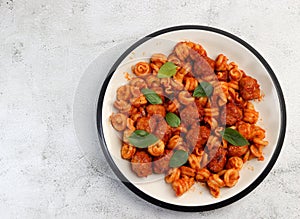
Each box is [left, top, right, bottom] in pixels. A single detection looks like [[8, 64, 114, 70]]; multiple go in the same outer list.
[[193, 81, 213, 97], [169, 150, 188, 168], [157, 62, 177, 78], [165, 112, 181, 128], [128, 130, 159, 148], [220, 128, 249, 146], [141, 88, 162, 104]]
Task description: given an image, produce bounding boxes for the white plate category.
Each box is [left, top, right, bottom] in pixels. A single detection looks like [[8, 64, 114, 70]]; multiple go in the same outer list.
[[96, 26, 286, 211]]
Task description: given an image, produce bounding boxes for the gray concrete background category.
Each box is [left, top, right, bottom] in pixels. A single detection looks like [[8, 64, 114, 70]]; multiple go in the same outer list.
[[0, 0, 299, 218]]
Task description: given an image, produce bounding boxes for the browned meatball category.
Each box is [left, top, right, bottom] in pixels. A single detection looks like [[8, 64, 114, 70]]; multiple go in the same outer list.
[[228, 145, 248, 157], [136, 116, 155, 133], [225, 103, 243, 126], [207, 147, 227, 173], [239, 76, 260, 100], [146, 104, 166, 117], [153, 150, 173, 174], [186, 125, 200, 149], [180, 105, 200, 126], [199, 126, 211, 145], [131, 151, 152, 177], [153, 115, 172, 144], [186, 125, 210, 150], [236, 121, 253, 140]]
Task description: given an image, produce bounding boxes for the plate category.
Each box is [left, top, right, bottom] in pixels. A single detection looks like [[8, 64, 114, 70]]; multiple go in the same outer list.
[[96, 25, 286, 211]]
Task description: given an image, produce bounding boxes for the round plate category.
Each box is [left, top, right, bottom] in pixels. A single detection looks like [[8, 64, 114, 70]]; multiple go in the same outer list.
[[96, 25, 286, 211]]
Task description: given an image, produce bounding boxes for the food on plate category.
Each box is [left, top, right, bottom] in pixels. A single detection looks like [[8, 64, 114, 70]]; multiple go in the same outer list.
[[109, 41, 268, 197]]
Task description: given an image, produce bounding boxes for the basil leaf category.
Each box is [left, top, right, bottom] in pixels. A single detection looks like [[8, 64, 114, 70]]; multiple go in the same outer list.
[[169, 150, 188, 168], [157, 62, 177, 78], [165, 112, 181, 128], [193, 82, 213, 97], [220, 128, 249, 146], [141, 88, 162, 104], [128, 130, 159, 148]]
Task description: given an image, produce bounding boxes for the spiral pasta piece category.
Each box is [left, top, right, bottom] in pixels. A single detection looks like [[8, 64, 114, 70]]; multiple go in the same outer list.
[[229, 67, 243, 81], [167, 53, 181, 66], [166, 99, 180, 113], [110, 113, 127, 131], [129, 86, 141, 98], [184, 76, 198, 91], [226, 157, 243, 170], [243, 102, 259, 124], [113, 100, 131, 113], [151, 53, 167, 64], [195, 168, 210, 182], [224, 169, 240, 187], [172, 176, 195, 196], [174, 42, 190, 61], [146, 75, 160, 88], [130, 95, 147, 107], [126, 118, 135, 131], [216, 71, 228, 81], [204, 108, 219, 117], [215, 54, 228, 71], [123, 129, 134, 144], [188, 154, 202, 170], [195, 97, 208, 108], [117, 85, 131, 101], [148, 140, 165, 156], [165, 168, 181, 184], [171, 125, 187, 136], [207, 174, 225, 198], [178, 91, 195, 105], [121, 143, 136, 160], [167, 135, 183, 150], [206, 135, 221, 151], [180, 166, 196, 177], [250, 144, 263, 160], [132, 62, 151, 76], [130, 77, 147, 88]]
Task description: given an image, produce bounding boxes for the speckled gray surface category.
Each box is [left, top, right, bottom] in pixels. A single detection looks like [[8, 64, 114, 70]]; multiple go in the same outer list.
[[0, 0, 299, 218]]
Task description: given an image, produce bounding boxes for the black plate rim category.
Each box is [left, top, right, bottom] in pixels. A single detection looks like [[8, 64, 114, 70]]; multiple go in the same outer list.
[[96, 25, 286, 212]]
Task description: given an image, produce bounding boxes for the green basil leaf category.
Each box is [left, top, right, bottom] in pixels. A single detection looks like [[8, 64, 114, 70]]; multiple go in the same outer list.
[[169, 150, 188, 168], [128, 130, 159, 148], [141, 88, 162, 104], [165, 112, 181, 128], [157, 62, 177, 78], [220, 128, 250, 146], [193, 82, 213, 97], [134, 130, 148, 137]]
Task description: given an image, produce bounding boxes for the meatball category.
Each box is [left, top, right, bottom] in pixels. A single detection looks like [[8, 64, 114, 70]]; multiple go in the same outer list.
[[131, 151, 152, 177], [136, 116, 155, 133], [207, 147, 227, 173], [225, 103, 243, 126], [180, 104, 200, 126], [186, 125, 200, 149], [199, 126, 211, 145], [153, 115, 172, 144], [153, 150, 173, 174], [228, 145, 248, 157], [236, 121, 253, 139], [186, 125, 210, 149], [146, 104, 166, 117], [239, 76, 260, 100]]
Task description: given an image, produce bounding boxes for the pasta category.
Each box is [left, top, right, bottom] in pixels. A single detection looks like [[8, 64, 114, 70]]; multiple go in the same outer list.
[[109, 40, 268, 198]]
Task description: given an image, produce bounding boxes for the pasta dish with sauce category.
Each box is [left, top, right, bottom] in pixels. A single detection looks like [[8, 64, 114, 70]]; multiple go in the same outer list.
[[109, 41, 268, 198]]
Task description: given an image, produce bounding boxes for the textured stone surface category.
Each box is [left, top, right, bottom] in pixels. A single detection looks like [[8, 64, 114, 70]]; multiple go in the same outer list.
[[0, 0, 299, 218]]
